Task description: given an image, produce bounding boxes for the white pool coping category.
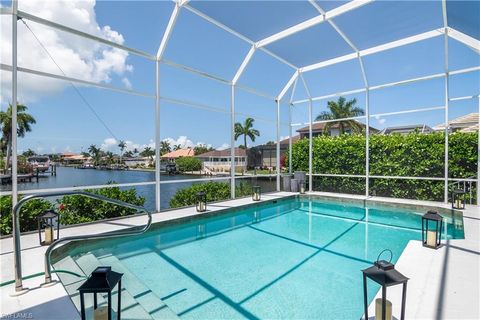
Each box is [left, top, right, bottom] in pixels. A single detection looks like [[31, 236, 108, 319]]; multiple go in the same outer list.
[[0, 191, 478, 319]]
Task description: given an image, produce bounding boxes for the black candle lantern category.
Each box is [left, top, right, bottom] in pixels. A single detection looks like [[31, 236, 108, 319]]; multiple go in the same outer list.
[[37, 209, 60, 246], [422, 210, 443, 249], [78, 266, 123, 320], [299, 181, 306, 194], [362, 250, 409, 320], [452, 189, 466, 209], [252, 186, 261, 201], [196, 191, 207, 212]]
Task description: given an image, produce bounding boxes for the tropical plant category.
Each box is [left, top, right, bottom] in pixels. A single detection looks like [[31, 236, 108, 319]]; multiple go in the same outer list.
[[234, 117, 260, 151], [0, 183, 146, 235], [315, 97, 364, 135], [0, 103, 36, 170], [1, 195, 52, 235], [118, 140, 126, 164], [105, 151, 115, 165], [287, 131, 478, 202], [194, 144, 213, 155], [123, 150, 134, 158], [59, 183, 145, 225], [22, 148, 36, 157], [175, 156, 202, 172], [173, 144, 181, 151], [140, 146, 155, 161], [160, 141, 171, 155], [88, 144, 102, 165], [169, 181, 252, 208]]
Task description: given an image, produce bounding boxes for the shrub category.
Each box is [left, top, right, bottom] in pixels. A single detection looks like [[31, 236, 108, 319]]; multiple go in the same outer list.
[[59, 184, 145, 225], [287, 131, 478, 201], [0, 195, 52, 236], [176, 157, 202, 172], [169, 181, 251, 208], [0, 183, 145, 236]]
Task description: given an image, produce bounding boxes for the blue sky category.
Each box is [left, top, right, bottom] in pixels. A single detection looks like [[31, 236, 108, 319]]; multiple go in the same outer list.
[[0, 0, 478, 155]]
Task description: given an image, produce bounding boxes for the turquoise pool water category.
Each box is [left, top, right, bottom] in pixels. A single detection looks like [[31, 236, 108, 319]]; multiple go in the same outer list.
[[58, 197, 464, 319]]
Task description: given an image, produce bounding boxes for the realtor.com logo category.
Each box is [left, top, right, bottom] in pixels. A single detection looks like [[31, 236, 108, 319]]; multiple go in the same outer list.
[[1, 313, 33, 319]]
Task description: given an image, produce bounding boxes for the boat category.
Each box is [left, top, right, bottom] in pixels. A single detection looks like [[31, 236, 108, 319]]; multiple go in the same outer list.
[[77, 162, 94, 169], [27, 156, 50, 172]]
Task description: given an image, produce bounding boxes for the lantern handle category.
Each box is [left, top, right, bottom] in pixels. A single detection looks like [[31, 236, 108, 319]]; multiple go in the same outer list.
[[376, 249, 393, 264]]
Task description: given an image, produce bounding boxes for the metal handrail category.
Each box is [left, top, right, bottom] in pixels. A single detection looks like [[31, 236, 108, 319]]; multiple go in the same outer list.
[[12, 191, 152, 292], [449, 176, 477, 205]]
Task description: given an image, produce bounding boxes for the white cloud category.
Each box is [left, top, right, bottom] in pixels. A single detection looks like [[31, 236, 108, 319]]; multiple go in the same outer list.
[[163, 136, 194, 149], [101, 137, 117, 150], [0, 0, 132, 103], [121, 77, 132, 90], [217, 143, 230, 150]]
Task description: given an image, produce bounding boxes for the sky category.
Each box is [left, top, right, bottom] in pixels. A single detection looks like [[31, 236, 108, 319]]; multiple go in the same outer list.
[[0, 0, 479, 155]]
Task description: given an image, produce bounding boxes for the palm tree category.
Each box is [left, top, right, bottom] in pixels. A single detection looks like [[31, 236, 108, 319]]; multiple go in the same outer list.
[[105, 151, 115, 165], [88, 144, 101, 166], [234, 117, 260, 150], [315, 97, 365, 135], [160, 141, 171, 155], [173, 144, 181, 151], [140, 147, 155, 161], [0, 103, 36, 170], [0, 103, 37, 170], [118, 140, 126, 164]]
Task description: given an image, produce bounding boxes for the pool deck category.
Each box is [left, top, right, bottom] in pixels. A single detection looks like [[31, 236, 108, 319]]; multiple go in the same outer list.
[[1, 191, 478, 319]]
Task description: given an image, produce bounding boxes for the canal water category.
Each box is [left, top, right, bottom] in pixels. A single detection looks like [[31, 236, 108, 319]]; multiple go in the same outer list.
[[1, 166, 275, 211]]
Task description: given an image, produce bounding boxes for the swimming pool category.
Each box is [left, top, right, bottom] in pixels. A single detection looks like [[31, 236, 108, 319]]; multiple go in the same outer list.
[[53, 196, 464, 319]]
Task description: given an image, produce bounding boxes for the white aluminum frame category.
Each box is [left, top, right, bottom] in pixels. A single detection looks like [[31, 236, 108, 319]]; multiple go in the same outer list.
[[4, 1, 479, 293], [0, 0, 480, 228]]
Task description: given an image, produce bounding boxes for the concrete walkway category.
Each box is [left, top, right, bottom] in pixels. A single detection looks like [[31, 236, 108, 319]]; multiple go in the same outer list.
[[0, 192, 478, 319]]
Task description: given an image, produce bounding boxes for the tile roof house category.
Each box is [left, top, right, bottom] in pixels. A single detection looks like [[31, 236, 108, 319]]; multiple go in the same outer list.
[[296, 120, 379, 138], [433, 113, 479, 132], [160, 148, 195, 161], [379, 124, 434, 135]]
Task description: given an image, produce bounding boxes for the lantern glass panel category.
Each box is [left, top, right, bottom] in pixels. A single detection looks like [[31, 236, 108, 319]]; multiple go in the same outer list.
[[37, 210, 59, 246], [422, 211, 443, 249], [299, 181, 306, 194], [253, 186, 261, 201], [196, 192, 207, 212]]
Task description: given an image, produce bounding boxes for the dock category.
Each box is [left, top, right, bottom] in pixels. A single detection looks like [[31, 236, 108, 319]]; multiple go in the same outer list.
[[0, 164, 57, 185]]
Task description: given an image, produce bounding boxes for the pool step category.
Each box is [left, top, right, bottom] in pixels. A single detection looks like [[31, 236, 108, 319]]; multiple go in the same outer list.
[[97, 254, 179, 319], [72, 253, 154, 320], [53, 255, 87, 297]]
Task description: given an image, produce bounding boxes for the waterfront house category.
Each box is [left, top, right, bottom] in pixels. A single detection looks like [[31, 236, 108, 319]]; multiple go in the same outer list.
[[124, 157, 151, 168], [161, 148, 195, 162], [196, 148, 247, 173], [60, 152, 88, 165]]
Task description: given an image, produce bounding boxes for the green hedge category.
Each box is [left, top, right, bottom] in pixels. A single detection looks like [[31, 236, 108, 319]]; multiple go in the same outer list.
[[288, 131, 478, 201], [0, 196, 52, 235], [169, 181, 252, 208], [59, 186, 145, 225], [0, 184, 145, 236], [175, 157, 202, 172]]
